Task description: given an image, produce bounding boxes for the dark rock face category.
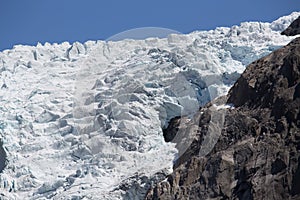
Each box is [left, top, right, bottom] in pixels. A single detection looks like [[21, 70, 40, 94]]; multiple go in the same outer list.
[[163, 116, 181, 142], [145, 38, 300, 200], [227, 37, 300, 117], [0, 140, 6, 173], [282, 16, 300, 36]]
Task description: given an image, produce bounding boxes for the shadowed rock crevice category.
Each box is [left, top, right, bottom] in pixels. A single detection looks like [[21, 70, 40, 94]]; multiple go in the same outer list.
[[291, 156, 300, 196], [233, 168, 253, 200], [0, 140, 7, 173], [162, 116, 181, 142]]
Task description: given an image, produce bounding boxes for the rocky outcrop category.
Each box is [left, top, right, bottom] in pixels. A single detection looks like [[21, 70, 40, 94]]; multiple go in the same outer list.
[[0, 140, 6, 173], [145, 37, 300, 199], [282, 16, 300, 36], [163, 116, 182, 142]]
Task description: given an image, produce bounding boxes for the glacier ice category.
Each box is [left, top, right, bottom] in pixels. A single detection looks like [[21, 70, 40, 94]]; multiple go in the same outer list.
[[0, 12, 299, 199]]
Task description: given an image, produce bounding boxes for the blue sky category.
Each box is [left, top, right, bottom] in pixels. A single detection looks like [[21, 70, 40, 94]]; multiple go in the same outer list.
[[0, 0, 299, 51]]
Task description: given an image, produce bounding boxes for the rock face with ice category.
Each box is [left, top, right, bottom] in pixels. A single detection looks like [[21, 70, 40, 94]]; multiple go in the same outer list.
[[0, 12, 299, 199], [282, 16, 300, 36], [146, 17, 300, 200]]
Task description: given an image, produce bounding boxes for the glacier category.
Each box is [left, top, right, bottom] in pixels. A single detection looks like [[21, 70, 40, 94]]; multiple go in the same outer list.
[[0, 12, 299, 199]]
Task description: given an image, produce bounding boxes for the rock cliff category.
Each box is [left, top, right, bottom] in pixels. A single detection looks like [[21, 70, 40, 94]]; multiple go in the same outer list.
[[282, 16, 300, 36], [146, 22, 300, 200]]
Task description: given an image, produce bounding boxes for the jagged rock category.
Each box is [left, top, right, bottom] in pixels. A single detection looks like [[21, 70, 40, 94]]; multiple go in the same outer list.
[[117, 171, 168, 200], [227, 37, 300, 110], [146, 37, 300, 200], [0, 140, 6, 173], [281, 16, 300, 36], [163, 116, 181, 142]]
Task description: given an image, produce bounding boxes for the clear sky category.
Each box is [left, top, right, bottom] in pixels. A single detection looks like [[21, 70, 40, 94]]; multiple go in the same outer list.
[[0, 0, 299, 51]]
